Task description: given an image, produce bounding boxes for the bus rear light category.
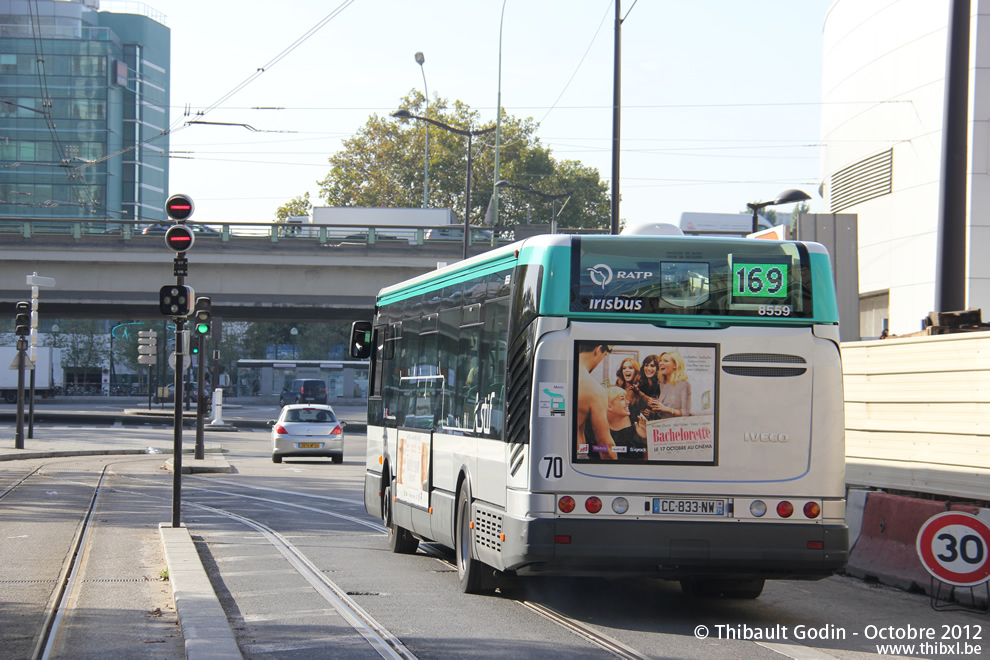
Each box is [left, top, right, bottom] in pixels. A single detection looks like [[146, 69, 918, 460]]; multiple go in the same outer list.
[[558, 496, 576, 513], [803, 502, 821, 518], [776, 501, 794, 518], [611, 497, 629, 514], [807, 541, 823, 550], [750, 500, 767, 517], [585, 496, 603, 513], [555, 535, 571, 544]]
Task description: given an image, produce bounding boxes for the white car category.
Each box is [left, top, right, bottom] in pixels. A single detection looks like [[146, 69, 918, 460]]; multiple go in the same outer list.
[[270, 404, 344, 464]]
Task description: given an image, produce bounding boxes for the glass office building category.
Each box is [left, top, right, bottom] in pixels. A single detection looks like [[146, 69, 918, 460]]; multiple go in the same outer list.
[[0, 0, 169, 224]]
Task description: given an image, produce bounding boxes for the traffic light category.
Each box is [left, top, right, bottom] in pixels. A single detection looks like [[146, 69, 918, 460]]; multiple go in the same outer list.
[[192, 297, 212, 337], [14, 301, 30, 336], [164, 224, 195, 252], [165, 193, 195, 221], [159, 285, 194, 317], [137, 330, 157, 365]]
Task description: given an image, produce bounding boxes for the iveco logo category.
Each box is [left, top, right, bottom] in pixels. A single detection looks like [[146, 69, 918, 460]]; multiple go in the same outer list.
[[587, 263, 613, 289], [743, 432, 790, 443]]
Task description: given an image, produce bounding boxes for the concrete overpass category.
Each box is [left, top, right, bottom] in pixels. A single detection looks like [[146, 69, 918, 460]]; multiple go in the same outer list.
[[0, 221, 502, 322]]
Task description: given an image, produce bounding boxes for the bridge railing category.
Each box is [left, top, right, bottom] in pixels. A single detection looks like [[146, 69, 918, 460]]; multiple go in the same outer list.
[[0, 218, 593, 246]]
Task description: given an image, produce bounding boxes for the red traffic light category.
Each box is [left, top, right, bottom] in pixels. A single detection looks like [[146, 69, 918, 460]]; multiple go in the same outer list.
[[165, 193, 195, 221], [164, 224, 195, 252]]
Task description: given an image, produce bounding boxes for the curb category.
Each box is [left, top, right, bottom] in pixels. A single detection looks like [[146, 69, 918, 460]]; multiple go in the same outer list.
[[159, 523, 243, 659], [165, 454, 235, 474], [0, 445, 225, 463]]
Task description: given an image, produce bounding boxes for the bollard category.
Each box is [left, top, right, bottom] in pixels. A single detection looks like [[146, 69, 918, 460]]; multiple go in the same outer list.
[[210, 388, 225, 425]]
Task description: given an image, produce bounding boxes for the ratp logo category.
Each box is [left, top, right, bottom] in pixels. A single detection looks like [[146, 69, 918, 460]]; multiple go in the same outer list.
[[587, 263, 613, 289]]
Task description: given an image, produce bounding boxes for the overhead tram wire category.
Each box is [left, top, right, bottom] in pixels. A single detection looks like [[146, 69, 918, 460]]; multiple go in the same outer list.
[[195, 0, 354, 119], [28, 0, 70, 174], [537, 1, 612, 126], [72, 0, 355, 176]]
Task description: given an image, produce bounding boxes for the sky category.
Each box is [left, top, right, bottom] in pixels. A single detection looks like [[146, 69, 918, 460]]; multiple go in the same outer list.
[[106, 0, 835, 228]]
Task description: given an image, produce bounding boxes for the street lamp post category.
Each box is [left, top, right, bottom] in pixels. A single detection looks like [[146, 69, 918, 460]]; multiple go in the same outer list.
[[494, 180, 573, 234], [746, 189, 811, 235], [391, 109, 496, 259], [414, 52, 429, 209]]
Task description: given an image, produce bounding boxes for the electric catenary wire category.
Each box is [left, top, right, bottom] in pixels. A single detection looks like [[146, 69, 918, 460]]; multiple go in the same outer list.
[[73, 0, 355, 174]]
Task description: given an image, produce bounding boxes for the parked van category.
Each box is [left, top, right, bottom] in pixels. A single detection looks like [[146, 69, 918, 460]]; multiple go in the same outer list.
[[279, 379, 328, 407], [678, 212, 774, 236]]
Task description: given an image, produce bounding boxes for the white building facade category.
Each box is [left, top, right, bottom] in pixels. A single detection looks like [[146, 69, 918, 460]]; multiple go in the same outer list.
[[821, 0, 990, 336]]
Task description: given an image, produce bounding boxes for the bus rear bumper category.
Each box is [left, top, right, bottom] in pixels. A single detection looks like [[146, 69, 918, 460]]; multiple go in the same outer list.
[[501, 517, 848, 580]]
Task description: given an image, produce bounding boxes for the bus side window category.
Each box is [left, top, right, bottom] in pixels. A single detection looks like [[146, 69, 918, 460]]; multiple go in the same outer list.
[[480, 293, 510, 437]]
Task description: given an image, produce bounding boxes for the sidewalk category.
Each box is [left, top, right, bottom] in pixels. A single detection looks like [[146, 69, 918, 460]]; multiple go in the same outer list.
[[0, 403, 368, 659]]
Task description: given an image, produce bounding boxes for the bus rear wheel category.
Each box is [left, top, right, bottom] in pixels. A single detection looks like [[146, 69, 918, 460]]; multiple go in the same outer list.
[[456, 484, 486, 594], [383, 480, 418, 554]]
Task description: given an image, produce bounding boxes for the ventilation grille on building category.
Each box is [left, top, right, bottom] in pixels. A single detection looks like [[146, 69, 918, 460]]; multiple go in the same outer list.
[[830, 148, 892, 212]]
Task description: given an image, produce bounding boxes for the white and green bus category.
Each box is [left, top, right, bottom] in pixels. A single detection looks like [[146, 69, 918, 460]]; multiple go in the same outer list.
[[350, 233, 848, 597]]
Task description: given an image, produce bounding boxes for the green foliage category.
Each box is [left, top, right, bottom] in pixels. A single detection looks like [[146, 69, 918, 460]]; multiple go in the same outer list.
[[242, 322, 351, 360], [318, 91, 611, 230], [790, 201, 811, 233], [53, 319, 110, 371], [275, 192, 312, 223]]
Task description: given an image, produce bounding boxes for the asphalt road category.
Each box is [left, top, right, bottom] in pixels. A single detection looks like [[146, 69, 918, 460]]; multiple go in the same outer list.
[[2, 408, 987, 659]]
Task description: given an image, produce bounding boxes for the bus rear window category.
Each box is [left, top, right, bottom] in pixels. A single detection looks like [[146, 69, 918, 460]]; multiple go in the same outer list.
[[570, 236, 812, 318]]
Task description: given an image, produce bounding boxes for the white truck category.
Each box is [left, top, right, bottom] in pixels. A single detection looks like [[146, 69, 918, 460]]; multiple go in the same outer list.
[[1, 346, 60, 403], [309, 207, 458, 243], [678, 211, 775, 236]]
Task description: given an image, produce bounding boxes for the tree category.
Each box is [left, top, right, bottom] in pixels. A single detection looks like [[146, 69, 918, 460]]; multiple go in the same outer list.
[[55, 319, 110, 387], [790, 201, 811, 234], [317, 91, 612, 231], [242, 321, 351, 361], [274, 192, 313, 236]]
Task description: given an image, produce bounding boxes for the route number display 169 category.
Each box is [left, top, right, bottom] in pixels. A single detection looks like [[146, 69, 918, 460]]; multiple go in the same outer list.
[[733, 262, 788, 298]]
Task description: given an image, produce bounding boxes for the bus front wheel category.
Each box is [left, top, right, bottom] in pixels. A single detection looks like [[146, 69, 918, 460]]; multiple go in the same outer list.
[[384, 479, 418, 554], [456, 484, 486, 594]]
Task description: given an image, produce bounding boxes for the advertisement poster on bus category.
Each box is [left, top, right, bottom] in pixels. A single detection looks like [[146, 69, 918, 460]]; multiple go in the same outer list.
[[573, 341, 718, 465], [396, 430, 431, 508]]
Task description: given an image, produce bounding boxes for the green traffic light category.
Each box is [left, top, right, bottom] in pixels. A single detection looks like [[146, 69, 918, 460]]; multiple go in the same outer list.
[[195, 323, 210, 335]]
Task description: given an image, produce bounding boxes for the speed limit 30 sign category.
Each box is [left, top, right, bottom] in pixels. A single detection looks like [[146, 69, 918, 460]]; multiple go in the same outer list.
[[916, 511, 990, 587]]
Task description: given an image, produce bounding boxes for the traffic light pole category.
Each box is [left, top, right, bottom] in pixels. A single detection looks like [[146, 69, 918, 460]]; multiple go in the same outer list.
[[170, 253, 189, 529], [28, 368, 35, 439], [195, 333, 206, 460], [172, 316, 184, 529], [162, 194, 196, 529], [14, 337, 26, 450]]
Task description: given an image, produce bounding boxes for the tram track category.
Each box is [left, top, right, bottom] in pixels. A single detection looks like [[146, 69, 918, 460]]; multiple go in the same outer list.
[[177, 475, 652, 660], [1, 458, 183, 660], [1, 463, 110, 660]]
